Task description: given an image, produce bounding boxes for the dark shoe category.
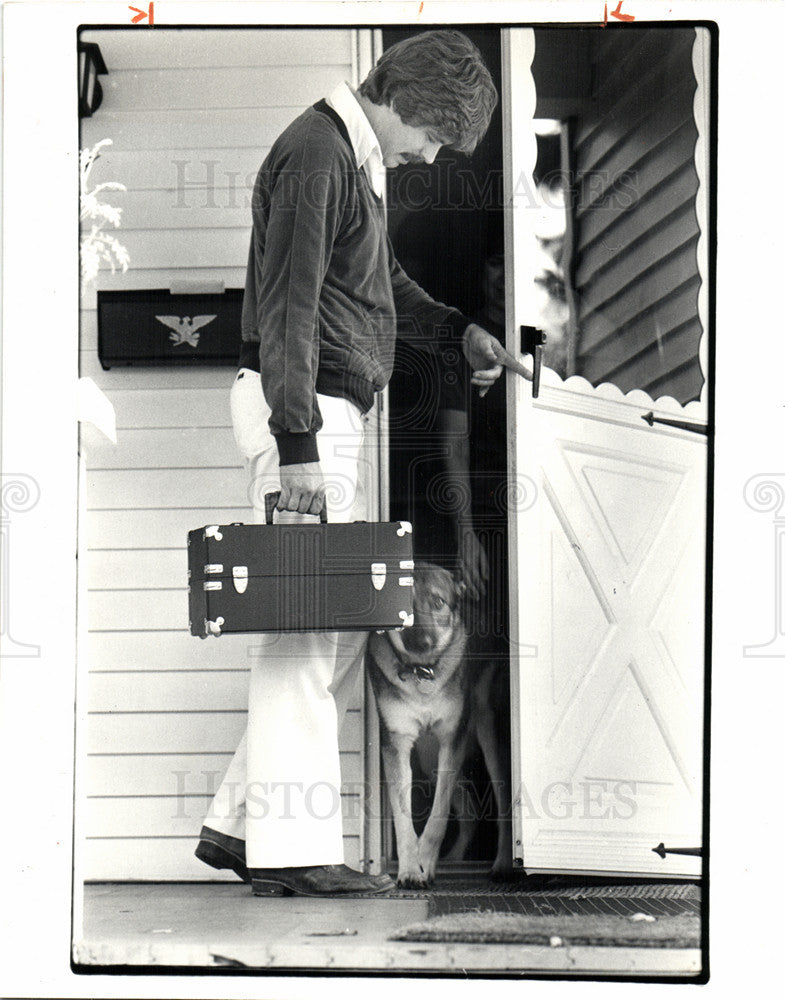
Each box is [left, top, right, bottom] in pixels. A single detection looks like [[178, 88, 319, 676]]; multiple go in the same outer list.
[[250, 863, 395, 897], [195, 827, 250, 883]]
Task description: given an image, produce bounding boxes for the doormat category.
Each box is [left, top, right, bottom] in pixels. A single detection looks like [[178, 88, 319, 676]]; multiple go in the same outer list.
[[426, 882, 700, 919], [388, 910, 701, 948]]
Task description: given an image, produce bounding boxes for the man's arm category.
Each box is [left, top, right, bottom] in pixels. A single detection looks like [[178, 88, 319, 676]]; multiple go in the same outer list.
[[252, 124, 348, 512], [387, 242, 515, 395]]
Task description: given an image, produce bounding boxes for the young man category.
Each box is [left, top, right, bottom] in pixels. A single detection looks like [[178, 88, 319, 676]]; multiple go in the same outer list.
[[195, 30, 518, 897]]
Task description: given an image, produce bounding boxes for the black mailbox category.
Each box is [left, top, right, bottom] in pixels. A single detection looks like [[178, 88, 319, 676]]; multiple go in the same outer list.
[[96, 288, 243, 369]]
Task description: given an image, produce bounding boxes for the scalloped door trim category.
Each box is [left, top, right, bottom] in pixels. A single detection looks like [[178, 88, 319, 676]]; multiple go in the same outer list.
[[536, 366, 707, 427]]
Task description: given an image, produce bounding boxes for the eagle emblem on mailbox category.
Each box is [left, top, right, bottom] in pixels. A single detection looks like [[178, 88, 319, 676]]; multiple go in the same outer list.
[[155, 314, 217, 348]]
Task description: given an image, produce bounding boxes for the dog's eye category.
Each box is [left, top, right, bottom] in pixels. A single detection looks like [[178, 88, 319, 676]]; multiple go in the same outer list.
[[431, 596, 446, 610]]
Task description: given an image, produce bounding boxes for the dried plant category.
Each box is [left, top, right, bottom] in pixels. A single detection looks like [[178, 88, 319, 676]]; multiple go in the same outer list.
[[80, 138, 130, 285]]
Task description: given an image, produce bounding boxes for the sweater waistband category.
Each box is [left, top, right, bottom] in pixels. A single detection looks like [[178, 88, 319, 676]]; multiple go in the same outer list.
[[238, 340, 377, 416]]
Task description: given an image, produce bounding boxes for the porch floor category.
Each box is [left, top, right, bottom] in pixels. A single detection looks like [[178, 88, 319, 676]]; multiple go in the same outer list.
[[74, 879, 703, 977]]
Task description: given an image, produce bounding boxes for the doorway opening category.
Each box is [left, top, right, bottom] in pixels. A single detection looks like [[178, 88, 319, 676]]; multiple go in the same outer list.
[[382, 26, 511, 876]]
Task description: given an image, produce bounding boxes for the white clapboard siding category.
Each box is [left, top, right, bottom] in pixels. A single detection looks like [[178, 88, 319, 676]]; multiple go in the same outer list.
[[82, 836, 362, 882], [86, 630, 274, 672], [80, 27, 369, 880], [87, 549, 188, 590], [88, 590, 196, 631], [85, 468, 249, 510], [88, 189, 254, 231], [80, 28, 354, 71], [84, 107, 309, 152], [85, 752, 363, 798], [84, 229, 250, 272], [87, 753, 247, 797], [87, 711, 362, 756], [105, 388, 233, 429], [85, 795, 362, 840], [86, 509, 249, 550], [85, 146, 272, 193], [87, 669, 251, 712], [85, 427, 238, 470], [102, 65, 351, 112]]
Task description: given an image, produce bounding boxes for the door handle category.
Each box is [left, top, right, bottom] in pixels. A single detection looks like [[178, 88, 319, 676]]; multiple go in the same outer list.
[[521, 326, 547, 398]]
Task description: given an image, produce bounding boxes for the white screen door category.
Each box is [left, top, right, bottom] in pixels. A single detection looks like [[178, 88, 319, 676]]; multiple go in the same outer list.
[[502, 28, 709, 876]]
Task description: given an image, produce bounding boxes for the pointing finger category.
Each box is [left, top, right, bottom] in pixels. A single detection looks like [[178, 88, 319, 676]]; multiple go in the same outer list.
[[491, 341, 533, 381]]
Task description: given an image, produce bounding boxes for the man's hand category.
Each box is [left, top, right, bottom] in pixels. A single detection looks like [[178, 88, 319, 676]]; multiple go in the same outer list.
[[278, 462, 326, 515], [462, 323, 533, 397]]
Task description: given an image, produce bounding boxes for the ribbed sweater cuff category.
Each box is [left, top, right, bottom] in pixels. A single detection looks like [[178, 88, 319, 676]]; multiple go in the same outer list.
[[275, 431, 320, 466]]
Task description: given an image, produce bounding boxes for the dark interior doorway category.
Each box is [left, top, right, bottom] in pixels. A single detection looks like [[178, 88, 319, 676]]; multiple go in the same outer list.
[[383, 26, 510, 870]]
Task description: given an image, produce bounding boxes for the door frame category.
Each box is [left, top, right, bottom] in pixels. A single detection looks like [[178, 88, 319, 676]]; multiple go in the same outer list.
[[501, 25, 537, 872]]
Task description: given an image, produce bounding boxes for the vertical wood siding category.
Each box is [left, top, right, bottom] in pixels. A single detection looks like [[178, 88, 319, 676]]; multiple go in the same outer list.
[[79, 28, 367, 880], [571, 29, 704, 404]]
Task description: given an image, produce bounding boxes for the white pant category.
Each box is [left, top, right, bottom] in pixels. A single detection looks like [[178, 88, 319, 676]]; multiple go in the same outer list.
[[204, 369, 369, 868]]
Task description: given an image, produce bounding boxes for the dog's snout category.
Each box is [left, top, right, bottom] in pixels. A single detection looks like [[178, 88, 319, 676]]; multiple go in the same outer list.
[[402, 626, 433, 654]]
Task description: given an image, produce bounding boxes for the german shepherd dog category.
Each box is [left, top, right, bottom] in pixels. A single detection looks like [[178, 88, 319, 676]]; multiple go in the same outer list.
[[367, 563, 512, 888]]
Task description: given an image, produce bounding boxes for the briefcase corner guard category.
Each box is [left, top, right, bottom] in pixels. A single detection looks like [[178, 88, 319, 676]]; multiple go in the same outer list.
[[205, 616, 225, 636]]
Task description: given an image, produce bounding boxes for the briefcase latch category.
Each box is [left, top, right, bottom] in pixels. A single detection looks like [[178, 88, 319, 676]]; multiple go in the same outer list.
[[371, 562, 387, 591], [232, 565, 249, 594]]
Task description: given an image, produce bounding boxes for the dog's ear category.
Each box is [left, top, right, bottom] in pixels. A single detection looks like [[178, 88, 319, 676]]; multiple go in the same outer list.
[[452, 574, 467, 606]]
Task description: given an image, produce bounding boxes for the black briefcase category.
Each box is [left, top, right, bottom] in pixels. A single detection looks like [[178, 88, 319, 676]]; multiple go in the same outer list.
[[187, 504, 414, 637]]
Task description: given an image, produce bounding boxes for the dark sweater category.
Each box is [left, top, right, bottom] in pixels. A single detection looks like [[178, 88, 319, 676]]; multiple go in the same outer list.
[[240, 99, 470, 465]]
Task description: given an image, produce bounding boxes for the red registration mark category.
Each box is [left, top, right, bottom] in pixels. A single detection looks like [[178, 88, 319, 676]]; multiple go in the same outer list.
[[129, 2, 154, 24]]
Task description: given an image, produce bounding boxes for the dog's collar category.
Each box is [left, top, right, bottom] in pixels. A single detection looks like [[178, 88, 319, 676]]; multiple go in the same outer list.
[[396, 662, 436, 682], [381, 632, 437, 681]]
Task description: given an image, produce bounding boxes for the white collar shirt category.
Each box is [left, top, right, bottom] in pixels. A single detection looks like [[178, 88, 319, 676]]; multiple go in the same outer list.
[[325, 81, 386, 199]]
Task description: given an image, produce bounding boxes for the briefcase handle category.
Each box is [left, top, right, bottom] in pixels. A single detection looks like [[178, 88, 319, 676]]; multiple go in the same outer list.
[[264, 490, 328, 525]]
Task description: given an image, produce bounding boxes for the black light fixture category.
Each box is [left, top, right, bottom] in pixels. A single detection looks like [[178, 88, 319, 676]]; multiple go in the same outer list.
[[78, 41, 108, 118]]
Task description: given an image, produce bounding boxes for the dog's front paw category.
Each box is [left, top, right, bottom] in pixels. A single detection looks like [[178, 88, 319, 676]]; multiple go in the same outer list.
[[396, 865, 429, 890], [489, 827, 514, 881], [489, 860, 514, 882], [417, 841, 441, 885]]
